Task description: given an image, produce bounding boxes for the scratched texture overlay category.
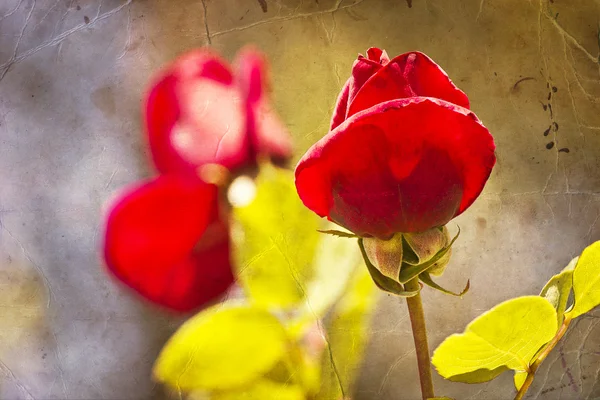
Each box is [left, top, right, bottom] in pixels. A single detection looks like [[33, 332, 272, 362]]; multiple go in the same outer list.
[[0, 0, 599, 399]]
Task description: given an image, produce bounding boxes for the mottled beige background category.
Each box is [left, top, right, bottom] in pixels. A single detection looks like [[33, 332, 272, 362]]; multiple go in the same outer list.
[[1, 0, 599, 399]]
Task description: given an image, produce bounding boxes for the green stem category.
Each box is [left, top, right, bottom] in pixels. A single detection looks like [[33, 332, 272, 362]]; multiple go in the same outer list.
[[514, 315, 572, 400], [405, 278, 435, 400]]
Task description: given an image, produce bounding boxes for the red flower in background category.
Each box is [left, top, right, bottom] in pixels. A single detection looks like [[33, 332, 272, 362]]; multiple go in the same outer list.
[[146, 48, 292, 175], [103, 47, 291, 312], [104, 176, 232, 312], [295, 48, 495, 239]]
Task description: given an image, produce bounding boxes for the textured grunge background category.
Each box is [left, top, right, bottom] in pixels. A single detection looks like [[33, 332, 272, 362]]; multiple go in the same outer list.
[[0, 0, 599, 399]]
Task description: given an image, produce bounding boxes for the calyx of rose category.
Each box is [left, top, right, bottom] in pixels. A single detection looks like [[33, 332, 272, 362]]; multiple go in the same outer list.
[[403, 226, 452, 276], [362, 233, 404, 281], [359, 226, 467, 297]]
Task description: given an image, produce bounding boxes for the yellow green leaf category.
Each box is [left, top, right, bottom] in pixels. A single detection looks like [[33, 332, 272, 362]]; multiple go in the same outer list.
[[569, 241, 600, 318], [540, 257, 577, 325], [154, 304, 288, 391], [428, 397, 455, 400], [444, 366, 508, 384], [514, 371, 528, 391], [293, 227, 362, 333], [231, 165, 320, 308], [211, 379, 305, 400], [262, 344, 321, 396], [432, 296, 557, 382], [317, 267, 378, 399]]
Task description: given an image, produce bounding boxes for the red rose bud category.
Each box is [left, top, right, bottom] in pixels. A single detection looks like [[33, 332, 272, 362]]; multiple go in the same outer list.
[[295, 49, 495, 239], [330, 47, 391, 130]]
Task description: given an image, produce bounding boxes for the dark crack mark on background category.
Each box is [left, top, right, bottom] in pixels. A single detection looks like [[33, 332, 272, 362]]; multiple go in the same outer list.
[[257, 0, 268, 13]]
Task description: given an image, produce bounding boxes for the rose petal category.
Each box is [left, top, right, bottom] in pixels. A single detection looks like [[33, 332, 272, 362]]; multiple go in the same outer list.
[[103, 175, 234, 312], [235, 47, 293, 164], [347, 51, 470, 117], [296, 97, 496, 238], [330, 79, 351, 131], [366, 47, 390, 64], [330, 48, 389, 130], [145, 50, 248, 175]]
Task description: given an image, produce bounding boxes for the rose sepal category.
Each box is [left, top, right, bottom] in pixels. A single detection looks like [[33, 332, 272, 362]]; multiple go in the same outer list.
[[398, 227, 460, 284], [419, 272, 470, 297], [358, 238, 422, 297]]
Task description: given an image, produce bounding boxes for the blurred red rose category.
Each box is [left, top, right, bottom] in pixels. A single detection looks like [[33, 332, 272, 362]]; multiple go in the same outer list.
[[295, 48, 495, 239], [103, 176, 233, 312], [103, 47, 291, 312], [145, 47, 292, 176]]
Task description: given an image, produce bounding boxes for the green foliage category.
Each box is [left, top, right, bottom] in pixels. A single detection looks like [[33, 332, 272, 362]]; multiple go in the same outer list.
[[153, 304, 289, 391], [540, 257, 576, 325], [317, 267, 378, 400], [292, 228, 363, 334], [444, 366, 509, 384], [435, 239, 600, 396], [231, 165, 320, 308], [210, 379, 305, 400], [513, 371, 528, 391], [569, 241, 600, 318], [155, 165, 378, 400], [432, 296, 557, 382], [231, 165, 365, 322], [428, 397, 455, 400]]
